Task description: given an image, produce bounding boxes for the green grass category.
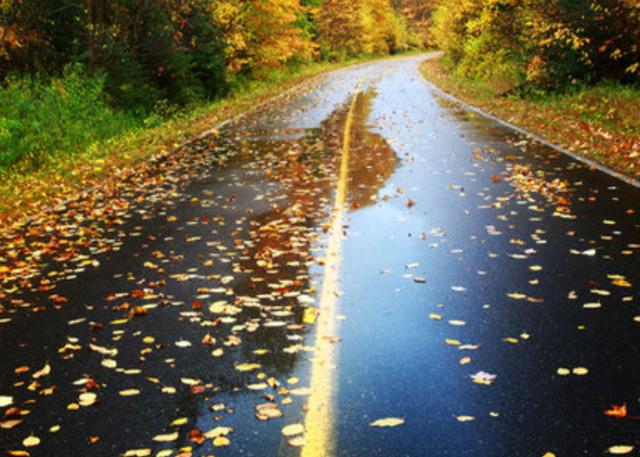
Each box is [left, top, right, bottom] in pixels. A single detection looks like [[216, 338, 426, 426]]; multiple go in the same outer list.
[[528, 81, 640, 136]]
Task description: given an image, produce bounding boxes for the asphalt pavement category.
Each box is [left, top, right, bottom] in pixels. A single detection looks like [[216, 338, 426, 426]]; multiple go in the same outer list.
[[0, 54, 639, 457]]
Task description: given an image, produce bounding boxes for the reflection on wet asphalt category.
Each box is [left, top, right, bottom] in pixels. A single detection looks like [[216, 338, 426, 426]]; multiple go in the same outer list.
[[0, 54, 639, 457]]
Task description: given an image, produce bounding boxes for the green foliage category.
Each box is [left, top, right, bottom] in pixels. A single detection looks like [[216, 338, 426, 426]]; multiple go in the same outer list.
[[0, 0, 229, 109], [0, 65, 139, 168]]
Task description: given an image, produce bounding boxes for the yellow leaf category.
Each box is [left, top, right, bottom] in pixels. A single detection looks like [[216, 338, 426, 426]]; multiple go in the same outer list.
[[152, 432, 179, 442], [204, 426, 234, 439], [22, 436, 41, 448], [303, 307, 318, 325], [213, 436, 231, 447], [282, 423, 305, 436], [119, 389, 140, 397], [123, 450, 152, 457], [369, 417, 405, 428], [235, 363, 261, 372], [32, 363, 50, 379], [0, 396, 14, 408], [507, 292, 526, 300], [78, 392, 97, 407]]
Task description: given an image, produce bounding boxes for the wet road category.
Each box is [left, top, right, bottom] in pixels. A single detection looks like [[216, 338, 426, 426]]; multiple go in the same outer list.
[[1, 54, 639, 457]]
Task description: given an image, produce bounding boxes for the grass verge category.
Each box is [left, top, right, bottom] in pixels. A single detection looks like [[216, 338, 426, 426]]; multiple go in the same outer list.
[[420, 59, 640, 181], [0, 56, 382, 224]]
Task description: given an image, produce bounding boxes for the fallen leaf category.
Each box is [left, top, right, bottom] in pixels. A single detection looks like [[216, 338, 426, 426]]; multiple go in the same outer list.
[[204, 426, 234, 439], [78, 392, 97, 407], [152, 432, 179, 442], [1, 419, 23, 429], [255, 403, 283, 421], [101, 359, 117, 369], [282, 423, 305, 436], [607, 445, 634, 455], [369, 417, 405, 428], [470, 371, 496, 385], [201, 334, 215, 345], [188, 428, 206, 445], [288, 436, 306, 447], [213, 436, 231, 447], [303, 307, 318, 325], [123, 450, 152, 457], [604, 404, 627, 419], [22, 435, 40, 448], [119, 389, 140, 397], [236, 363, 261, 372]]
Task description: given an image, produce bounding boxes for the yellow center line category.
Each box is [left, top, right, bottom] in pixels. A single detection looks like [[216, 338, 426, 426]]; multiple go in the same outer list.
[[300, 82, 362, 457]]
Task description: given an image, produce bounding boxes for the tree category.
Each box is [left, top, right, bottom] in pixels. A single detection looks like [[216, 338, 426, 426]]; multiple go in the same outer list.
[[431, 0, 640, 90], [317, 0, 365, 57], [213, 0, 315, 73]]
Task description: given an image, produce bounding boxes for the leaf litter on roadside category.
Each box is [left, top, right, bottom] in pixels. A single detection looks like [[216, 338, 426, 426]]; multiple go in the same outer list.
[[0, 89, 403, 455]]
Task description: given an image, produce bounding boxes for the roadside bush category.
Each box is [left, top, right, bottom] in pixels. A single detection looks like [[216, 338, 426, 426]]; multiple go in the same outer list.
[[0, 65, 139, 168]]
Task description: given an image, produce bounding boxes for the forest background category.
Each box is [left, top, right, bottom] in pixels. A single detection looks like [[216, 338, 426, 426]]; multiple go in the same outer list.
[[0, 0, 638, 187]]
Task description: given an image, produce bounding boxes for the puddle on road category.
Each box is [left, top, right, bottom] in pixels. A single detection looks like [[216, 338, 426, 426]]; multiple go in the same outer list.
[[0, 85, 396, 457]]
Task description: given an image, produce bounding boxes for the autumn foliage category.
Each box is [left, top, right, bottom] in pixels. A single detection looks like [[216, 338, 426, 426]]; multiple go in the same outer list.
[[0, 0, 421, 104], [317, 0, 420, 58], [431, 0, 640, 90]]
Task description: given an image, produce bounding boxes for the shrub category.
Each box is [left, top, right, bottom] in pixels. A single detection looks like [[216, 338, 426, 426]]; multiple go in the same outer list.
[[0, 65, 139, 168]]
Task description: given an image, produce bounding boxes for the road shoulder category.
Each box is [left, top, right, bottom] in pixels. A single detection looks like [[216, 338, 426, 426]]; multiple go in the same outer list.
[[419, 58, 640, 187]]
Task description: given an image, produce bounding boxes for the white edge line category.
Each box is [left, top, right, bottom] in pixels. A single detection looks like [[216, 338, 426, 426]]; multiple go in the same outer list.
[[419, 63, 640, 190]]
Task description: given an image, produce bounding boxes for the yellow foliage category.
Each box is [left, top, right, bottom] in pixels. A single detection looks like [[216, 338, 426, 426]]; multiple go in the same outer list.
[[213, 0, 315, 72], [318, 0, 414, 57]]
